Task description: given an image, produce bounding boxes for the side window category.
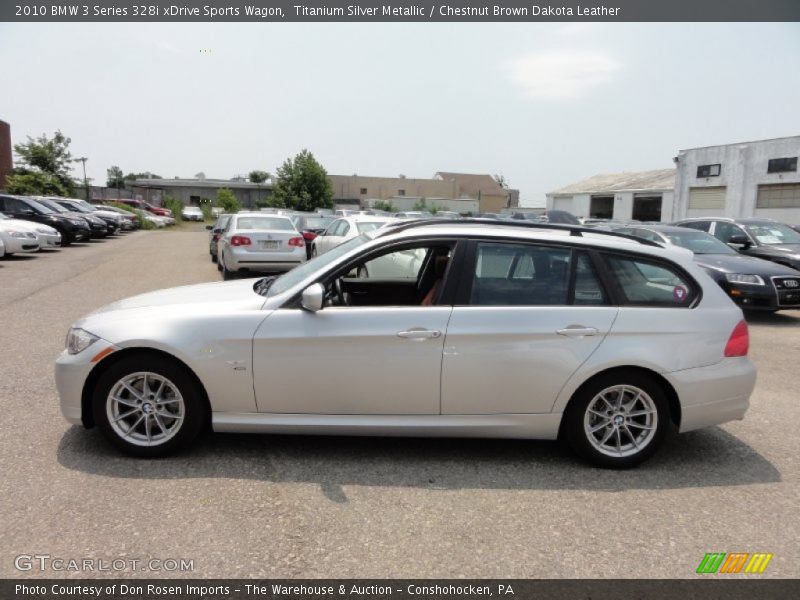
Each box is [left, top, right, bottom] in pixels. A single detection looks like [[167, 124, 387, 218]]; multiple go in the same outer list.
[[713, 221, 746, 243], [633, 229, 663, 243], [357, 247, 429, 280], [681, 220, 711, 232], [604, 254, 696, 307], [574, 253, 607, 306], [5, 198, 26, 212], [470, 243, 571, 306], [340, 222, 351, 237]]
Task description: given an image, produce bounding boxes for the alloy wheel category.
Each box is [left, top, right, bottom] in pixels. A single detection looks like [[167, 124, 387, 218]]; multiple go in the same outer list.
[[583, 384, 658, 458]]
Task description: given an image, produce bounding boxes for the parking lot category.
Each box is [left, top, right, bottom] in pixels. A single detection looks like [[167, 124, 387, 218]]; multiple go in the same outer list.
[[1, 224, 799, 579]]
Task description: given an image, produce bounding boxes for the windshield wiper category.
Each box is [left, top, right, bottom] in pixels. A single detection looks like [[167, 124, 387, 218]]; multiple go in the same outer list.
[[254, 276, 278, 296]]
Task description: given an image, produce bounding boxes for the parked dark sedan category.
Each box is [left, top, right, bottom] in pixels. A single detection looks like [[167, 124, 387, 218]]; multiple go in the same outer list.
[[35, 198, 111, 239], [616, 224, 800, 311], [675, 217, 800, 271], [0, 194, 91, 244], [290, 213, 334, 258], [205, 213, 232, 263], [50, 198, 119, 236]]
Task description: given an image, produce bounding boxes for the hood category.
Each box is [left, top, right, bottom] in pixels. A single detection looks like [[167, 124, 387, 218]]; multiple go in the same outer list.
[[90, 279, 266, 315], [696, 253, 800, 276], [0, 218, 59, 234]]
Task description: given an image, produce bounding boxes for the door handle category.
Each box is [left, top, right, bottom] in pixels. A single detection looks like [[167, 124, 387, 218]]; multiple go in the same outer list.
[[397, 329, 442, 340], [556, 325, 599, 337]]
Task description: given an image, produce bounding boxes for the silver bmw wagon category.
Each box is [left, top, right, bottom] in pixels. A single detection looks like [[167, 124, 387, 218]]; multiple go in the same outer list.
[[55, 219, 756, 468]]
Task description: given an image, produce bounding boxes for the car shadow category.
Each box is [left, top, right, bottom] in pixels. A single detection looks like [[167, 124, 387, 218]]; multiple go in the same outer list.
[[745, 310, 800, 327], [57, 426, 780, 501], [2, 254, 38, 261]]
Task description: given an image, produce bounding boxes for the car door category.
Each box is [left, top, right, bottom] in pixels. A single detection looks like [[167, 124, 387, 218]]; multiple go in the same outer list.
[[440, 241, 618, 415], [251, 241, 456, 415], [315, 219, 345, 254]]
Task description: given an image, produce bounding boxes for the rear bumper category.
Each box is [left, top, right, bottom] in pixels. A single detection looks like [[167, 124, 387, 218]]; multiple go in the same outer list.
[[663, 357, 756, 432], [227, 247, 305, 272]]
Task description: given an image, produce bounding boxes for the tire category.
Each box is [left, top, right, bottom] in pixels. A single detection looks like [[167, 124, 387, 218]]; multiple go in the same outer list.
[[92, 354, 208, 457], [211, 252, 217, 264], [562, 371, 670, 469], [221, 253, 236, 280], [310, 244, 317, 258]]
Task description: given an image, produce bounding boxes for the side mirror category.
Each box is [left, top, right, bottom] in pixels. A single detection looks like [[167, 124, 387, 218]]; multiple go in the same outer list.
[[301, 283, 325, 312], [205, 225, 213, 230], [728, 235, 751, 248]]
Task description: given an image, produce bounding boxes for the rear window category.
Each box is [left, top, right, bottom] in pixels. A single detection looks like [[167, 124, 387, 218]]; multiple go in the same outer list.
[[235, 217, 294, 231], [604, 254, 696, 307]]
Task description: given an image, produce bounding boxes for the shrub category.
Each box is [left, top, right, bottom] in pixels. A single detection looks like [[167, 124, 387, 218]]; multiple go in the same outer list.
[[216, 188, 241, 213], [163, 196, 184, 222], [372, 200, 396, 213]]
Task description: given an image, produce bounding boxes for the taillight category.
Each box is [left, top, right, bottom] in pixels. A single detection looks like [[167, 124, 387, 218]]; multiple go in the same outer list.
[[288, 236, 305, 247], [302, 231, 317, 241], [212, 233, 220, 242], [230, 235, 251, 246], [724, 320, 749, 357]]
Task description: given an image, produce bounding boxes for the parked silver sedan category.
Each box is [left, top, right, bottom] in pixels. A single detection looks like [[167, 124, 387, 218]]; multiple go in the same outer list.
[[217, 213, 306, 279], [56, 220, 756, 468]]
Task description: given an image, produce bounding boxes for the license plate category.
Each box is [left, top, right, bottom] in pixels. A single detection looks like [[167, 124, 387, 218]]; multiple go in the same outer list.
[[260, 240, 279, 250]]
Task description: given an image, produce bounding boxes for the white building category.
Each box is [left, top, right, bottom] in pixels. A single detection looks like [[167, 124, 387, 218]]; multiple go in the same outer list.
[[546, 169, 675, 222], [674, 135, 800, 223]]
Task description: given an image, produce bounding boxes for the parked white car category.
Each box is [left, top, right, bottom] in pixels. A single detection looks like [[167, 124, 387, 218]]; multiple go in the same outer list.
[[0, 216, 41, 254], [0, 213, 61, 248], [311, 215, 395, 256], [217, 213, 306, 280], [56, 220, 756, 467], [181, 206, 204, 221]]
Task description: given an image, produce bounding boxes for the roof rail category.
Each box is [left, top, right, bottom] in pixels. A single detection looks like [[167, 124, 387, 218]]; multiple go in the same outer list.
[[382, 218, 663, 248]]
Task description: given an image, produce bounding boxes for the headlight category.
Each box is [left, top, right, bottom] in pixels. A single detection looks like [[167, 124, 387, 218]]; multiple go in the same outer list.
[[725, 273, 765, 286], [68, 218, 85, 225], [66, 328, 100, 355], [8, 230, 28, 238]]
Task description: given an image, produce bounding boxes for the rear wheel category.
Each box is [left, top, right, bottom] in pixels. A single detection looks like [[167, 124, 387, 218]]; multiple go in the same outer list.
[[92, 354, 208, 457], [563, 371, 670, 468]]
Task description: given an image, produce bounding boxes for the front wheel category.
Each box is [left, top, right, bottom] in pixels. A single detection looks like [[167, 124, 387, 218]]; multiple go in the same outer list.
[[563, 371, 670, 468], [92, 355, 208, 457]]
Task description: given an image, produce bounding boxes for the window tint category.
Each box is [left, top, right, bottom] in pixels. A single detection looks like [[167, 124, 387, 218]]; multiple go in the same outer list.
[[605, 255, 695, 307], [574, 253, 607, 305], [470, 243, 571, 306]]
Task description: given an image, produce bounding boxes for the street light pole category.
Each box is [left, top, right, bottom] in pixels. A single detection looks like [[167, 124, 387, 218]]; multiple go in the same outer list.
[[75, 157, 88, 200]]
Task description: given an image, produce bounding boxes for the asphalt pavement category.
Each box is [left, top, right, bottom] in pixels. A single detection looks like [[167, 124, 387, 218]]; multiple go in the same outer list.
[[1, 225, 798, 578]]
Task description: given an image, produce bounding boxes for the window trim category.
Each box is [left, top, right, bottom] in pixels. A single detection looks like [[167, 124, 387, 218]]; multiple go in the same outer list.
[[696, 163, 721, 178]]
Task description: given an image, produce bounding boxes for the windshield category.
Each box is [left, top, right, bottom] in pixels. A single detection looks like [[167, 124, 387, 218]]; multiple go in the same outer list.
[[356, 221, 387, 234], [235, 216, 294, 231], [266, 234, 370, 297], [663, 230, 736, 254], [302, 216, 333, 229], [743, 223, 800, 245], [62, 202, 90, 213], [23, 198, 54, 214], [38, 199, 69, 213]]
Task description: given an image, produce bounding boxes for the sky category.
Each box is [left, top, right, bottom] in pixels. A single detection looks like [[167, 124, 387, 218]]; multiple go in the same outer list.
[[1, 22, 799, 206]]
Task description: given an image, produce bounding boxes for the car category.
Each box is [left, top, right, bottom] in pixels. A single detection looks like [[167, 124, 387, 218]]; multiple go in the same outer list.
[[116, 198, 173, 218], [56, 219, 756, 468], [35, 198, 112, 238], [216, 213, 306, 280], [289, 213, 335, 258], [433, 211, 460, 219], [97, 205, 140, 230], [333, 209, 361, 216], [182, 206, 204, 221], [0, 236, 4, 258], [0, 213, 62, 249], [0, 195, 91, 244], [311, 215, 395, 256], [614, 224, 800, 311], [675, 217, 800, 271], [205, 213, 232, 262], [54, 198, 124, 233], [0, 216, 41, 255], [394, 211, 433, 219]]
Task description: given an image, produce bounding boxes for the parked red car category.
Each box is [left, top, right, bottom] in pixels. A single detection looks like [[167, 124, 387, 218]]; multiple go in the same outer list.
[[116, 198, 173, 217]]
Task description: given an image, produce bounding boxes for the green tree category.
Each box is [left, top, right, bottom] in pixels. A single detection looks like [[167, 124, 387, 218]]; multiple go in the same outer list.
[[5, 170, 68, 196], [412, 198, 440, 214], [248, 170, 269, 184], [107, 165, 125, 188], [372, 200, 397, 213], [271, 149, 334, 212], [124, 172, 162, 182], [13, 130, 76, 195], [216, 188, 241, 213]]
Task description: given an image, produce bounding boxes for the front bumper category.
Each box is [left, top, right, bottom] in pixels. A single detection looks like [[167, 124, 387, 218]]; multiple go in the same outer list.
[[37, 232, 62, 248], [664, 357, 756, 432], [55, 339, 119, 427]]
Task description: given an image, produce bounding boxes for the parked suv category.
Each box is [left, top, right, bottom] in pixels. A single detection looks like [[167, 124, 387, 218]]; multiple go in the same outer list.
[[0, 195, 91, 244], [675, 217, 800, 271], [56, 219, 755, 467]]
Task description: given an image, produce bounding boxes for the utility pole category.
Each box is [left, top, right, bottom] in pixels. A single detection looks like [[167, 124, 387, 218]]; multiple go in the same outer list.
[[75, 157, 88, 200]]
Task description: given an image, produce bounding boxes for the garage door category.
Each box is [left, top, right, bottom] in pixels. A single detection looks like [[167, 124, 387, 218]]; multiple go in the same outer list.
[[688, 187, 726, 210], [553, 196, 573, 211]]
